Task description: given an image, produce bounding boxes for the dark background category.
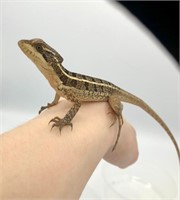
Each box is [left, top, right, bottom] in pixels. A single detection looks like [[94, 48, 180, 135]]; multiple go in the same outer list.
[[117, 1, 179, 64]]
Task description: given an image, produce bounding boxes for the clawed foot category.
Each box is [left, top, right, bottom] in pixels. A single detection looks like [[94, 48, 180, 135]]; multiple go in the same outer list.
[[39, 105, 48, 114], [39, 103, 56, 114], [49, 116, 73, 132], [39, 93, 60, 114]]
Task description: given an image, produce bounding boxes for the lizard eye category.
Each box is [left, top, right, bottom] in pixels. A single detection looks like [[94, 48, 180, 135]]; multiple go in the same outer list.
[[35, 45, 43, 52]]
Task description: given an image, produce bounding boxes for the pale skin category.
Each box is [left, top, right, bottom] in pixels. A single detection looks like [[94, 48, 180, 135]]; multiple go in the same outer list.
[[0, 99, 138, 199]]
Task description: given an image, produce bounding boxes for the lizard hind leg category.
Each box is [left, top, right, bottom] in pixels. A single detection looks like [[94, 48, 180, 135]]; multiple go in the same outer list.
[[112, 114, 123, 151], [108, 95, 124, 151]]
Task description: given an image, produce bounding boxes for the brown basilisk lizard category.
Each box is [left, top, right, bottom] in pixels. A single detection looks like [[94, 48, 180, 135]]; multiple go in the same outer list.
[[18, 38, 180, 163]]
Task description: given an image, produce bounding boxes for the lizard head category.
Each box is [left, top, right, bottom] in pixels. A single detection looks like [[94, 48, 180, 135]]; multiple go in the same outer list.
[[18, 39, 64, 71]]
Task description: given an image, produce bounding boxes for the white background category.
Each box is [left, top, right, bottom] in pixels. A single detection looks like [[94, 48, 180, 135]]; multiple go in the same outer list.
[[1, 1, 179, 199]]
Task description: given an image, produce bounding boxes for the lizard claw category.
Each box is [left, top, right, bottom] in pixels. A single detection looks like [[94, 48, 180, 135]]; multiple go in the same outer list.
[[39, 102, 58, 114], [49, 117, 73, 132], [49, 117, 61, 124], [39, 105, 48, 114]]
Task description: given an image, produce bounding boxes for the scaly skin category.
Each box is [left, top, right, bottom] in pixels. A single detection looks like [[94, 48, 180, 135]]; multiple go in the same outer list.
[[18, 38, 180, 162]]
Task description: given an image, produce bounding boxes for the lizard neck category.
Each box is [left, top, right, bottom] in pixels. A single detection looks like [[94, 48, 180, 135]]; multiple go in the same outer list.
[[52, 61, 75, 86], [51, 61, 119, 93]]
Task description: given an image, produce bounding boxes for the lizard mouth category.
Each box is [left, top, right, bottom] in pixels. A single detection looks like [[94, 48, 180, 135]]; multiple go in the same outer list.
[[18, 39, 52, 71], [18, 40, 37, 60]]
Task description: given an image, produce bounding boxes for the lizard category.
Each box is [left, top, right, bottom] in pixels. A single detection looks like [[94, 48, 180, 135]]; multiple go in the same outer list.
[[18, 38, 180, 163]]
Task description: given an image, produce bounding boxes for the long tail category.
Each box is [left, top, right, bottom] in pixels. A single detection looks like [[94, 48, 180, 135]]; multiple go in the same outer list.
[[118, 88, 180, 163]]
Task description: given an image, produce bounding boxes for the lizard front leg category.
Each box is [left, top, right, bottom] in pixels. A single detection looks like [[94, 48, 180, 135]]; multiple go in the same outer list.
[[108, 95, 124, 151], [49, 101, 81, 132], [39, 93, 60, 114]]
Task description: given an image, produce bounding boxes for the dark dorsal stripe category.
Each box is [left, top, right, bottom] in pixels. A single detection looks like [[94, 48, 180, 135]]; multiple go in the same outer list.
[[52, 62, 115, 92]]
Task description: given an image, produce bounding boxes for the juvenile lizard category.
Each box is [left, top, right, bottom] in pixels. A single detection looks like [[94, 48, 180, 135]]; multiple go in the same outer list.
[[18, 38, 180, 162]]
